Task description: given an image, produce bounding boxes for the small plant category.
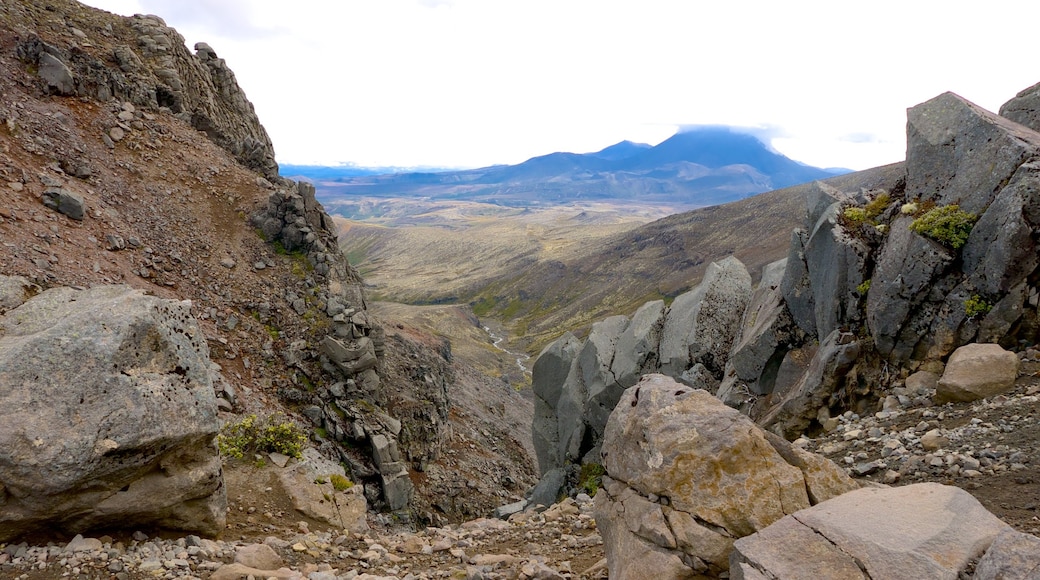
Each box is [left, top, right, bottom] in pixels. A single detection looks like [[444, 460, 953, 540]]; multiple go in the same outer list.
[[863, 191, 891, 217], [909, 204, 978, 249], [842, 207, 869, 225], [578, 462, 606, 497], [901, 202, 919, 215], [856, 279, 872, 296], [965, 295, 993, 319], [329, 473, 354, 491], [218, 414, 307, 460]]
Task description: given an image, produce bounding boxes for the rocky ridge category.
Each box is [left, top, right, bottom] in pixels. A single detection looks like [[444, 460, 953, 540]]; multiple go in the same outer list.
[[0, 0, 535, 539]]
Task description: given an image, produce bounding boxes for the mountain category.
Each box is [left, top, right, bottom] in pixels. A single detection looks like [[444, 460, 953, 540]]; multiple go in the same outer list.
[[302, 128, 845, 211]]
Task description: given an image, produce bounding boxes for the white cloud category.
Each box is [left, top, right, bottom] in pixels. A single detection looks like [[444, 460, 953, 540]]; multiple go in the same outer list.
[[80, 0, 1040, 171]]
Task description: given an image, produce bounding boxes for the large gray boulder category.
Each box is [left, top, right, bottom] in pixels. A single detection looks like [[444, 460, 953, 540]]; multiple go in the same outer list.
[[0, 285, 226, 541], [973, 528, 1040, 580], [803, 202, 871, 339], [731, 483, 1011, 579], [609, 300, 665, 390], [531, 332, 581, 474], [658, 257, 752, 379], [579, 315, 630, 452], [596, 375, 857, 577], [907, 91, 1040, 215]]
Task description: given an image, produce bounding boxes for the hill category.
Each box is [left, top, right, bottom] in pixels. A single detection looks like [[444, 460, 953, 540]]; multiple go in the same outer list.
[[338, 163, 905, 353], [302, 127, 844, 210]]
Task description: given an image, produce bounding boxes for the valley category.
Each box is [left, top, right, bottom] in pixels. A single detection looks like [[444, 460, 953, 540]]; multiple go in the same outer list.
[[1, 1, 1039, 579]]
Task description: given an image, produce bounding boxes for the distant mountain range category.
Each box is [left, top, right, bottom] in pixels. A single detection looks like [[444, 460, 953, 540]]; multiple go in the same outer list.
[[286, 127, 848, 209]]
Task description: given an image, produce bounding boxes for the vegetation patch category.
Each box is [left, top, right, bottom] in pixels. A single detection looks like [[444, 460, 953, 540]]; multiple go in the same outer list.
[[840, 192, 891, 230], [856, 279, 871, 296], [218, 414, 307, 460], [330, 473, 354, 491], [909, 204, 978, 249], [578, 462, 606, 497], [965, 295, 993, 319]]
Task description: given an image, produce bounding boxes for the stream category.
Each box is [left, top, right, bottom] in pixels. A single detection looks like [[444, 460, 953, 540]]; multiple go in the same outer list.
[[483, 324, 531, 374]]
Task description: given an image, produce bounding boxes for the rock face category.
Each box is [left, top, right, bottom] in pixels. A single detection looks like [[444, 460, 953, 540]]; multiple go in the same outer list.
[[594, 375, 858, 577], [0, 285, 226, 541], [536, 82, 1040, 456], [936, 343, 1020, 403], [732, 483, 1011, 580]]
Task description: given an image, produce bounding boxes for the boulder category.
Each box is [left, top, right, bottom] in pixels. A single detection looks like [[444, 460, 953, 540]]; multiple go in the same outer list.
[[531, 333, 581, 473], [0, 285, 225, 541], [936, 343, 1019, 403], [802, 201, 871, 339], [596, 375, 857, 577], [1000, 78, 1040, 133], [726, 258, 802, 396], [973, 528, 1040, 580], [658, 257, 751, 379], [579, 315, 629, 449], [907, 91, 1040, 215], [234, 544, 283, 570], [609, 300, 665, 389], [38, 51, 75, 95], [41, 187, 85, 220], [275, 469, 368, 533], [601, 375, 810, 537], [0, 276, 36, 313], [731, 483, 1010, 579]]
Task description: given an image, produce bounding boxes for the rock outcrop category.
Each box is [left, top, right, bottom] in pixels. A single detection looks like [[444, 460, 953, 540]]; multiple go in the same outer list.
[[0, 283, 226, 540], [936, 343, 1020, 403], [535, 83, 1040, 457], [12, 6, 278, 178]]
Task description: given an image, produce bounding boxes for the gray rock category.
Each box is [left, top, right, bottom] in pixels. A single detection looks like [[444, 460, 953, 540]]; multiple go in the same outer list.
[[866, 215, 955, 361], [658, 257, 751, 379], [973, 528, 1040, 580], [780, 228, 816, 336], [0, 285, 225, 540], [907, 91, 1040, 215], [757, 329, 860, 440], [610, 300, 666, 390], [38, 52, 75, 95], [531, 333, 581, 474], [803, 202, 870, 339], [732, 483, 1010, 579], [0, 276, 36, 313], [528, 467, 565, 510], [41, 187, 85, 220], [493, 500, 528, 519], [1000, 78, 1040, 132], [578, 315, 629, 452]]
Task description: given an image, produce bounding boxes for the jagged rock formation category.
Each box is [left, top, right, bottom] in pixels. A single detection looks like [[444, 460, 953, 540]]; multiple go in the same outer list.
[[0, 282, 226, 540], [535, 84, 1040, 481], [11, 1, 278, 178], [532, 257, 751, 486]]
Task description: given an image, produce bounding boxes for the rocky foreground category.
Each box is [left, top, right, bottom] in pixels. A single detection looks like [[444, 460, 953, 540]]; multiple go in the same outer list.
[[0, 495, 604, 580]]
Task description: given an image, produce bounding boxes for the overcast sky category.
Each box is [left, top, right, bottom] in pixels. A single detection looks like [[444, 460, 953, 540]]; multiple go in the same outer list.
[[81, 0, 1040, 171]]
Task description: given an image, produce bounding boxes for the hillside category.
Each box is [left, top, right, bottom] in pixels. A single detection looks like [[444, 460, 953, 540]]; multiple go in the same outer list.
[[303, 127, 843, 210], [338, 163, 905, 353], [0, 0, 538, 536]]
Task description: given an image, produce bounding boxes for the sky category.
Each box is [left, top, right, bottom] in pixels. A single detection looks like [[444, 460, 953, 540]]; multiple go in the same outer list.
[[81, 0, 1040, 172]]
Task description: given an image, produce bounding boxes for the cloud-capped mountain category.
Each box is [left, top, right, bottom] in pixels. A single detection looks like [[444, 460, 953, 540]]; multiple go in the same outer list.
[[293, 127, 845, 208]]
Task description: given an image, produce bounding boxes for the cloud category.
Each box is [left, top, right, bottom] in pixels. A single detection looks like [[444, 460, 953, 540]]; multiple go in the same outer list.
[[137, 0, 289, 40]]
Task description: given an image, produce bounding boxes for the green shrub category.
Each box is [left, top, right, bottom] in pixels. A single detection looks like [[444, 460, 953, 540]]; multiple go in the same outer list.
[[218, 414, 307, 460], [964, 295, 992, 319], [578, 462, 606, 497], [856, 279, 871, 296], [842, 207, 869, 224], [329, 473, 354, 491], [863, 192, 891, 217], [900, 202, 919, 215], [909, 205, 977, 249]]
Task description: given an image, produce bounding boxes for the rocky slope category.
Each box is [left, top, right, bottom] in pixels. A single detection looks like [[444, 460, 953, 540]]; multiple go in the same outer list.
[[0, 0, 536, 540]]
